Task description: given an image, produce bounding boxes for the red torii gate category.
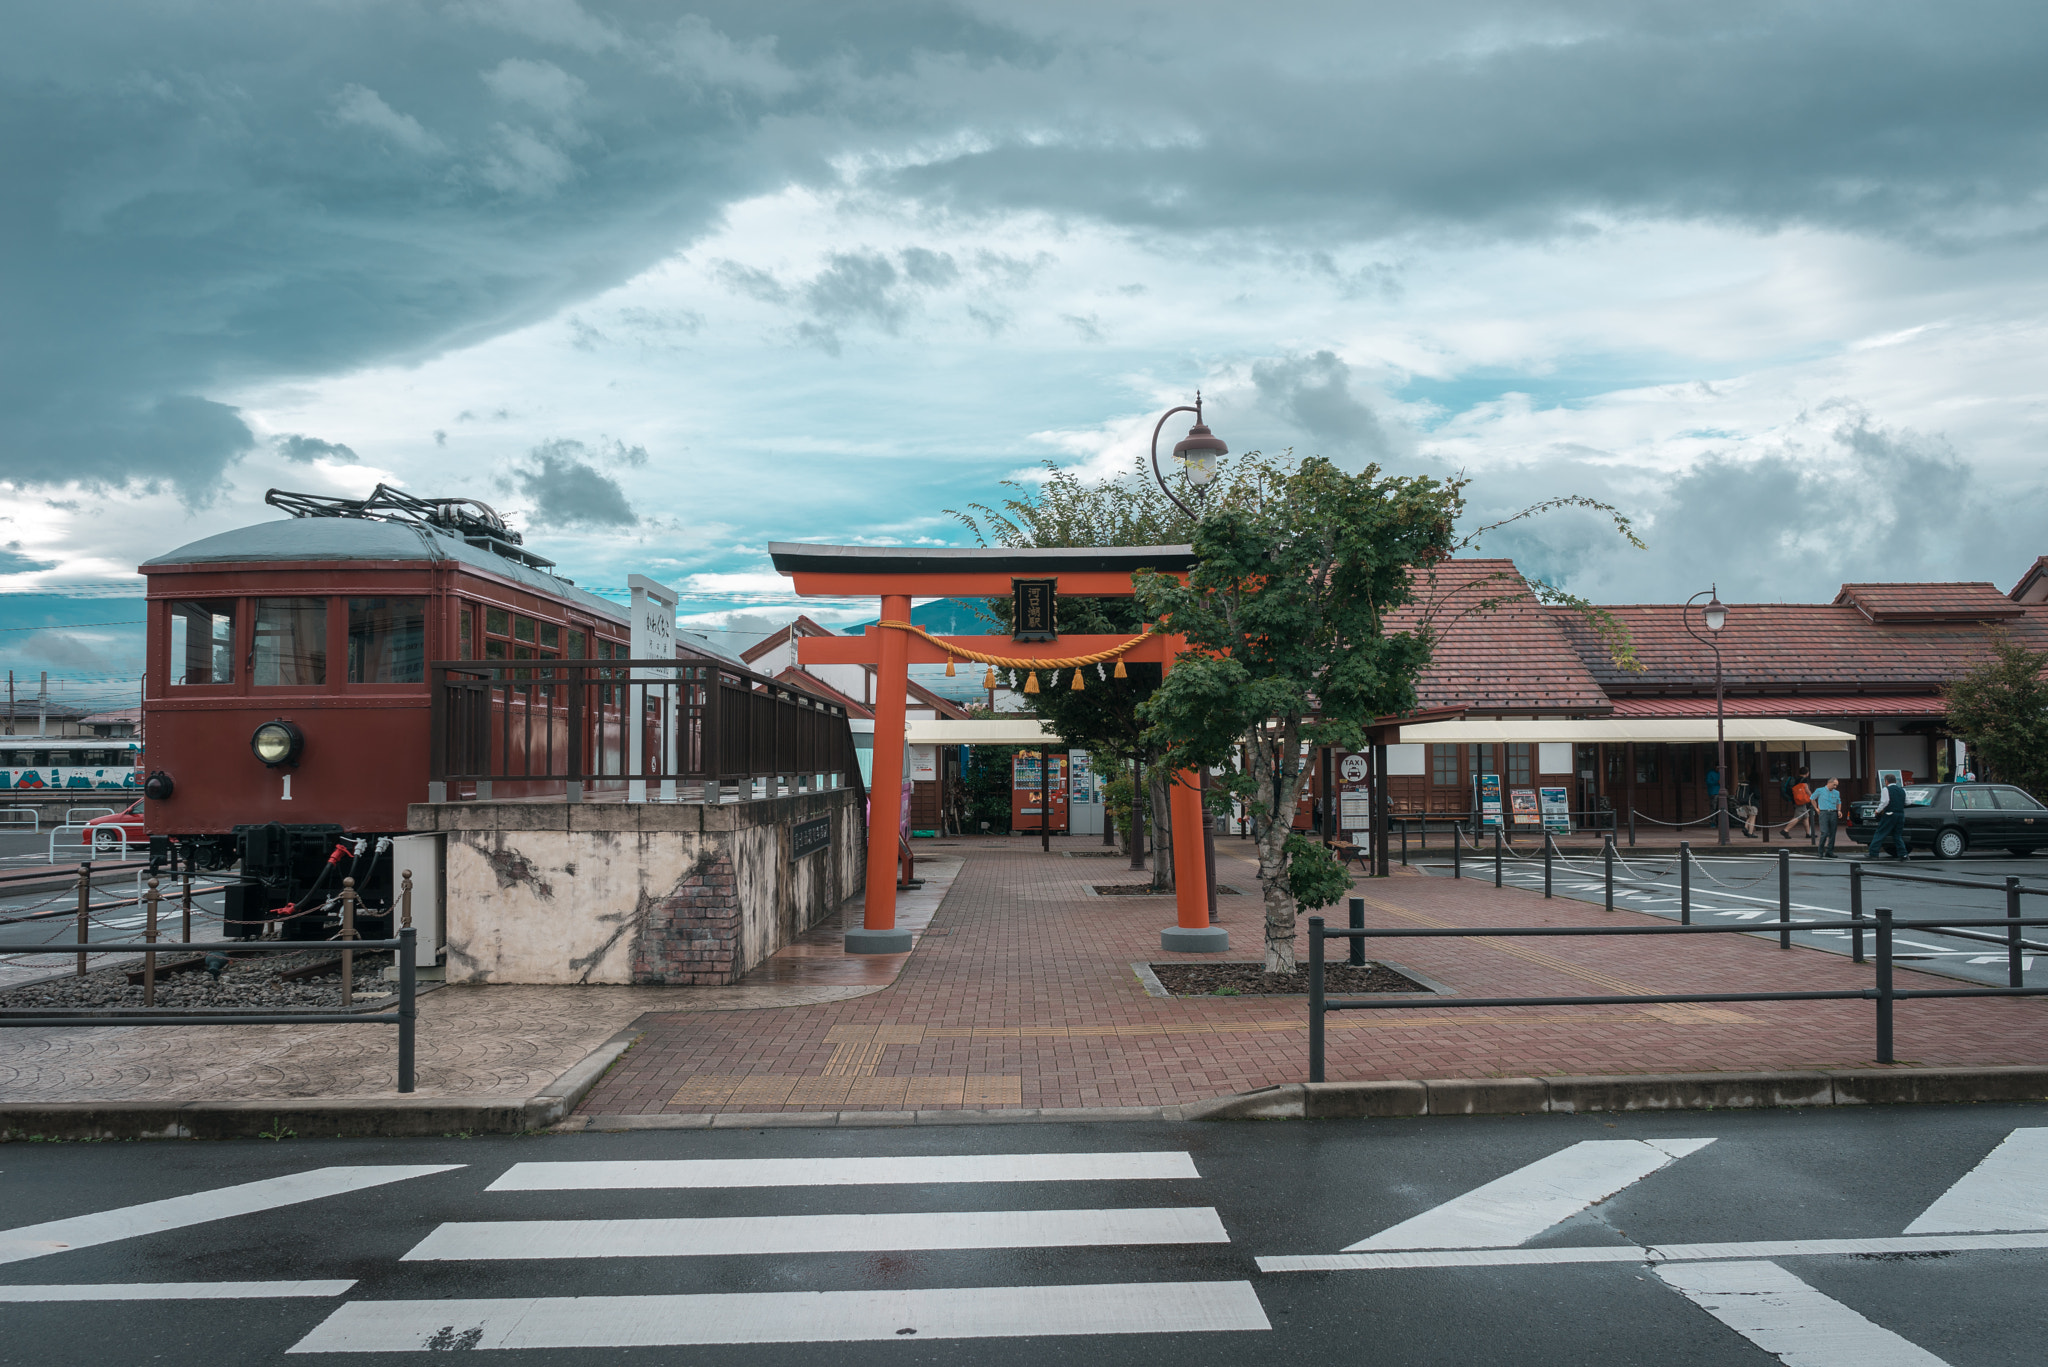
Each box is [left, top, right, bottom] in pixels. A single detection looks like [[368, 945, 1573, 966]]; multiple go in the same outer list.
[[769, 542, 1222, 954]]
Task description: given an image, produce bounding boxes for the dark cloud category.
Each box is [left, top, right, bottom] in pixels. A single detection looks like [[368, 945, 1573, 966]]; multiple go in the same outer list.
[[1251, 351, 1396, 464], [275, 434, 359, 464], [0, 542, 54, 574], [509, 438, 637, 527]]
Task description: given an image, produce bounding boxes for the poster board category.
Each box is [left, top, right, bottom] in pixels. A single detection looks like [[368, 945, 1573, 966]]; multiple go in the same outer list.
[[1509, 789, 1539, 826], [1478, 773, 1503, 828], [1539, 786, 1572, 833]]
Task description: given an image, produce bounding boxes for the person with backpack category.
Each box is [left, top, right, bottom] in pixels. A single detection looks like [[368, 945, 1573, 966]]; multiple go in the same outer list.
[[1784, 767, 1814, 840]]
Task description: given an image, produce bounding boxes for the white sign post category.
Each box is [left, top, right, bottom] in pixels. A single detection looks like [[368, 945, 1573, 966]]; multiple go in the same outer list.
[[628, 574, 679, 804]]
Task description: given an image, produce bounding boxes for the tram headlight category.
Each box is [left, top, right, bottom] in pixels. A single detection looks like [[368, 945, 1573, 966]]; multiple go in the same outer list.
[[250, 720, 303, 768]]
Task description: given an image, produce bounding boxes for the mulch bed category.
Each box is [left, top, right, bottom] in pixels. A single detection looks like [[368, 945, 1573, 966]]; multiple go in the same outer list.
[[1148, 960, 1427, 997]]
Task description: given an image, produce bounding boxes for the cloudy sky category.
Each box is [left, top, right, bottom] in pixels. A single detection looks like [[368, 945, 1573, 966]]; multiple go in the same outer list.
[[5, 1, 2047, 702]]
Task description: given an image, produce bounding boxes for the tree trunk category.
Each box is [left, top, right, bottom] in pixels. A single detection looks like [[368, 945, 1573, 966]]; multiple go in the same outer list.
[[1147, 760, 1174, 892], [1246, 724, 1314, 973], [1127, 758, 1146, 869]]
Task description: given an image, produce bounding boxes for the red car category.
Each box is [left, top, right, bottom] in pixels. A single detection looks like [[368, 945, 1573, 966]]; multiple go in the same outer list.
[[83, 800, 147, 852]]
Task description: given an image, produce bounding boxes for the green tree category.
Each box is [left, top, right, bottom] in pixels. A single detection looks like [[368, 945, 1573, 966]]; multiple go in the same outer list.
[[1943, 632, 2048, 800], [1137, 456, 1641, 972]]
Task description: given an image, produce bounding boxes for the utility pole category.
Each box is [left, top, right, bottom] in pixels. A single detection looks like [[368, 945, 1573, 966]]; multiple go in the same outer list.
[[6, 669, 13, 735], [37, 671, 47, 737]]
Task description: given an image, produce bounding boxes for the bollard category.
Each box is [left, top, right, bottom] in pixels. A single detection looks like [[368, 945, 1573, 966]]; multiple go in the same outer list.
[[1603, 837, 1615, 913], [1494, 826, 1503, 888], [1679, 841, 1691, 925], [1420, 818, 1427, 851], [339, 876, 358, 1008], [1850, 862, 1865, 963], [74, 862, 90, 977], [1778, 848, 1791, 949], [1348, 896, 1365, 967], [1400, 821, 1408, 866], [398, 925, 417, 1094], [1307, 916, 1326, 1083], [1543, 833, 1554, 899], [1452, 825, 1462, 879], [1874, 906, 1894, 1064], [143, 877, 160, 1007], [2009, 877, 2025, 990], [1628, 807, 1636, 848], [181, 870, 193, 943]]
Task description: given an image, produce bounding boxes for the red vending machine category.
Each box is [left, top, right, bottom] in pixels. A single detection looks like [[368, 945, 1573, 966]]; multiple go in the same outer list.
[[1011, 750, 1069, 833]]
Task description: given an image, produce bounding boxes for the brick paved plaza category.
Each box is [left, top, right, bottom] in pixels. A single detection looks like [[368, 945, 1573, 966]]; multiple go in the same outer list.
[[576, 834, 2048, 1116]]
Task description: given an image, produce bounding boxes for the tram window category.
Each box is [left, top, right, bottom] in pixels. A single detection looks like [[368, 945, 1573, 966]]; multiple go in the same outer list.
[[484, 640, 507, 660], [253, 598, 327, 686], [486, 607, 509, 637], [347, 597, 425, 683], [566, 630, 586, 658], [514, 615, 536, 643], [168, 599, 236, 685], [460, 609, 473, 661], [539, 623, 560, 650]]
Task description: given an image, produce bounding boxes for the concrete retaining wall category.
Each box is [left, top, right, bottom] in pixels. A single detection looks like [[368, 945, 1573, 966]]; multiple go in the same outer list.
[[406, 790, 863, 986]]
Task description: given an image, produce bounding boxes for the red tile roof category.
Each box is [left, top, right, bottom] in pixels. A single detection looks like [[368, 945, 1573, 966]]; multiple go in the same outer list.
[[1609, 695, 1947, 718], [740, 614, 841, 665], [2011, 556, 2048, 605], [1388, 560, 1612, 713], [1834, 582, 2023, 623]]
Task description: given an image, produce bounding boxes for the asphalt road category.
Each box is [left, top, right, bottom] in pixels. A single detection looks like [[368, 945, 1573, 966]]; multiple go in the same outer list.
[[1417, 845, 2047, 988], [1, 1106, 2042, 1364]]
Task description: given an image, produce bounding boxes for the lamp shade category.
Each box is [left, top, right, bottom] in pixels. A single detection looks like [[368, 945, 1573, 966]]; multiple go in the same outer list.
[[1173, 421, 1228, 487], [1703, 590, 1726, 632]]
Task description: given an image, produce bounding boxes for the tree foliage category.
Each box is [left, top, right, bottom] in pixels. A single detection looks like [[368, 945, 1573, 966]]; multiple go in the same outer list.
[[1942, 632, 2048, 799]]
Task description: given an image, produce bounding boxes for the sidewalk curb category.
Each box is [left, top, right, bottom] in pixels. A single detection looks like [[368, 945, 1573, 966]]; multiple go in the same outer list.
[[1178, 1065, 2048, 1120]]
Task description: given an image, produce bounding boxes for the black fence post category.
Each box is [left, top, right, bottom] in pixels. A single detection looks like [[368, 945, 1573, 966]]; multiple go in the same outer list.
[[1420, 818, 1427, 851], [1628, 807, 1636, 848], [398, 925, 417, 1094], [1875, 906, 1894, 1064], [1348, 897, 1365, 967], [1778, 848, 1791, 949], [1679, 840, 1691, 925], [2009, 876, 2025, 989], [1494, 826, 1503, 888], [1308, 916, 1326, 1083], [1543, 833, 1554, 899], [1850, 861, 1865, 963], [1603, 836, 1615, 913], [1452, 826, 1461, 880], [1400, 820, 1408, 866]]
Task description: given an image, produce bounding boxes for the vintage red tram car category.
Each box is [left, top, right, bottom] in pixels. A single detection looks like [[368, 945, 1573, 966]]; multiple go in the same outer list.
[[139, 486, 744, 937]]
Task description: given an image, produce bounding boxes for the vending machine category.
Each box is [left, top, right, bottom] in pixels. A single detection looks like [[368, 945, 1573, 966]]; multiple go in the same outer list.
[[1011, 750, 1069, 832]]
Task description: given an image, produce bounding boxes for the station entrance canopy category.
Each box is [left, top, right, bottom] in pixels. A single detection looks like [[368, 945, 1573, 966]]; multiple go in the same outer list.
[[1391, 718, 1852, 751], [768, 541, 1222, 953]]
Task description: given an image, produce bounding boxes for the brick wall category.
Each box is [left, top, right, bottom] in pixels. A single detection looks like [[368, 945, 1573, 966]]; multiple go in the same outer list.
[[631, 852, 743, 985]]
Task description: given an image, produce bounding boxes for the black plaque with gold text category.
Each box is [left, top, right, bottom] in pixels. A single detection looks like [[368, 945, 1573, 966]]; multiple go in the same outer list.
[[1012, 578, 1057, 641]]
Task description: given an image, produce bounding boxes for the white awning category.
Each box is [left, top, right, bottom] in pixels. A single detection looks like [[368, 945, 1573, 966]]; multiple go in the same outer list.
[[904, 718, 1063, 746], [1391, 718, 1851, 751]]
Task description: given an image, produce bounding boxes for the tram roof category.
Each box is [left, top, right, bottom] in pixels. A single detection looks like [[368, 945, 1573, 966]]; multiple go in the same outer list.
[[141, 517, 746, 667]]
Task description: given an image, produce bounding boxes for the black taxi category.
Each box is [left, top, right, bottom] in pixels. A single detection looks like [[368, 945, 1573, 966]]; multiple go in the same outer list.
[[1845, 782, 2047, 859]]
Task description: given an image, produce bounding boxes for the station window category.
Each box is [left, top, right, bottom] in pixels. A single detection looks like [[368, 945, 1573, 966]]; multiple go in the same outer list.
[[1507, 743, 1532, 788], [168, 599, 236, 685], [253, 598, 327, 686], [347, 597, 426, 683], [1430, 744, 1460, 786]]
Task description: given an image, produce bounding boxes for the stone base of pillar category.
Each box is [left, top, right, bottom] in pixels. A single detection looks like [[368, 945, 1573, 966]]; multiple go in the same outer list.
[[845, 927, 914, 954], [1160, 925, 1229, 953]]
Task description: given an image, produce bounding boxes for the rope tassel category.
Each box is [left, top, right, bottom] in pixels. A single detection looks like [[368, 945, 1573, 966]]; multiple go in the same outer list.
[[945, 657, 956, 676], [1071, 668, 1085, 690], [983, 667, 997, 690], [1113, 660, 1127, 678], [1023, 671, 1040, 694]]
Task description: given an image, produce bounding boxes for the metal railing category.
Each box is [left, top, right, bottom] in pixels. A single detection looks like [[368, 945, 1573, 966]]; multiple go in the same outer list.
[[0, 807, 36, 832], [1306, 906, 2048, 1076], [0, 873, 423, 1092], [427, 656, 862, 803], [47, 823, 142, 863]]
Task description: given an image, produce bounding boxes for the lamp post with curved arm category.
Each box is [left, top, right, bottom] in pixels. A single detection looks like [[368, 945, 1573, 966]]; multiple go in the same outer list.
[[1147, 394, 1229, 929], [1684, 586, 1730, 845]]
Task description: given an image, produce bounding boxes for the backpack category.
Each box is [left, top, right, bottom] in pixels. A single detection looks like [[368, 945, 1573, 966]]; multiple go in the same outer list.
[[1779, 774, 1795, 801]]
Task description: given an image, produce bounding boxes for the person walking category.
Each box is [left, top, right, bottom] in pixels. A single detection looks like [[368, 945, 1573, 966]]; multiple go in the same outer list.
[[1786, 768, 1815, 841], [1869, 774, 1911, 860], [1814, 777, 1843, 857]]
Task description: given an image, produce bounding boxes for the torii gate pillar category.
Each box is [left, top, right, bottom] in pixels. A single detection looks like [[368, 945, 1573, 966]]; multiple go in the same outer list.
[[846, 592, 914, 953]]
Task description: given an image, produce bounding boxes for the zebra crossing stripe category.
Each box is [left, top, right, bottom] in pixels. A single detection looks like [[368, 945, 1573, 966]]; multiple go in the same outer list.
[[1905, 1128, 2048, 1234], [1655, 1261, 1951, 1366], [486, 1150, 1199, 1191], [403, 1206, 1230, 1260], [1258, 1230, 2048, 1272], [0, 1281, 356, 1301], [285, 1281, 1273, 1351]]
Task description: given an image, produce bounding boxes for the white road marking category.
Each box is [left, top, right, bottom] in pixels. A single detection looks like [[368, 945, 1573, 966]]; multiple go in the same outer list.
[[286, 1280, 1273, 1351], [0, 1167, 462, 1265], [404, 1206, 1230, 1261], [1342, 1139, 1713, 1251], [1257, 1230, 2048, 1272], [1905, 1128, 2048, 1234], [0, 1280, 356, 1301], [487, 1150, 1199, 1191], [1654, 1260, 1951, 1366]]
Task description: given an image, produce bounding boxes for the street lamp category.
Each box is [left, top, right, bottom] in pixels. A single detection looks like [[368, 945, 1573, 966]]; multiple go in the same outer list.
[[1684, 585, 1730, 845], [1148, 393, 1229, 920], [1149, 392, 1228, 519]]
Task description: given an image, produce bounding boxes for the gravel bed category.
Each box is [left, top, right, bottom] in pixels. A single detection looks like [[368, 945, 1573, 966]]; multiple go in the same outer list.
[[1147, 960, 1427, 997], [0, 947, 398, 1011]]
